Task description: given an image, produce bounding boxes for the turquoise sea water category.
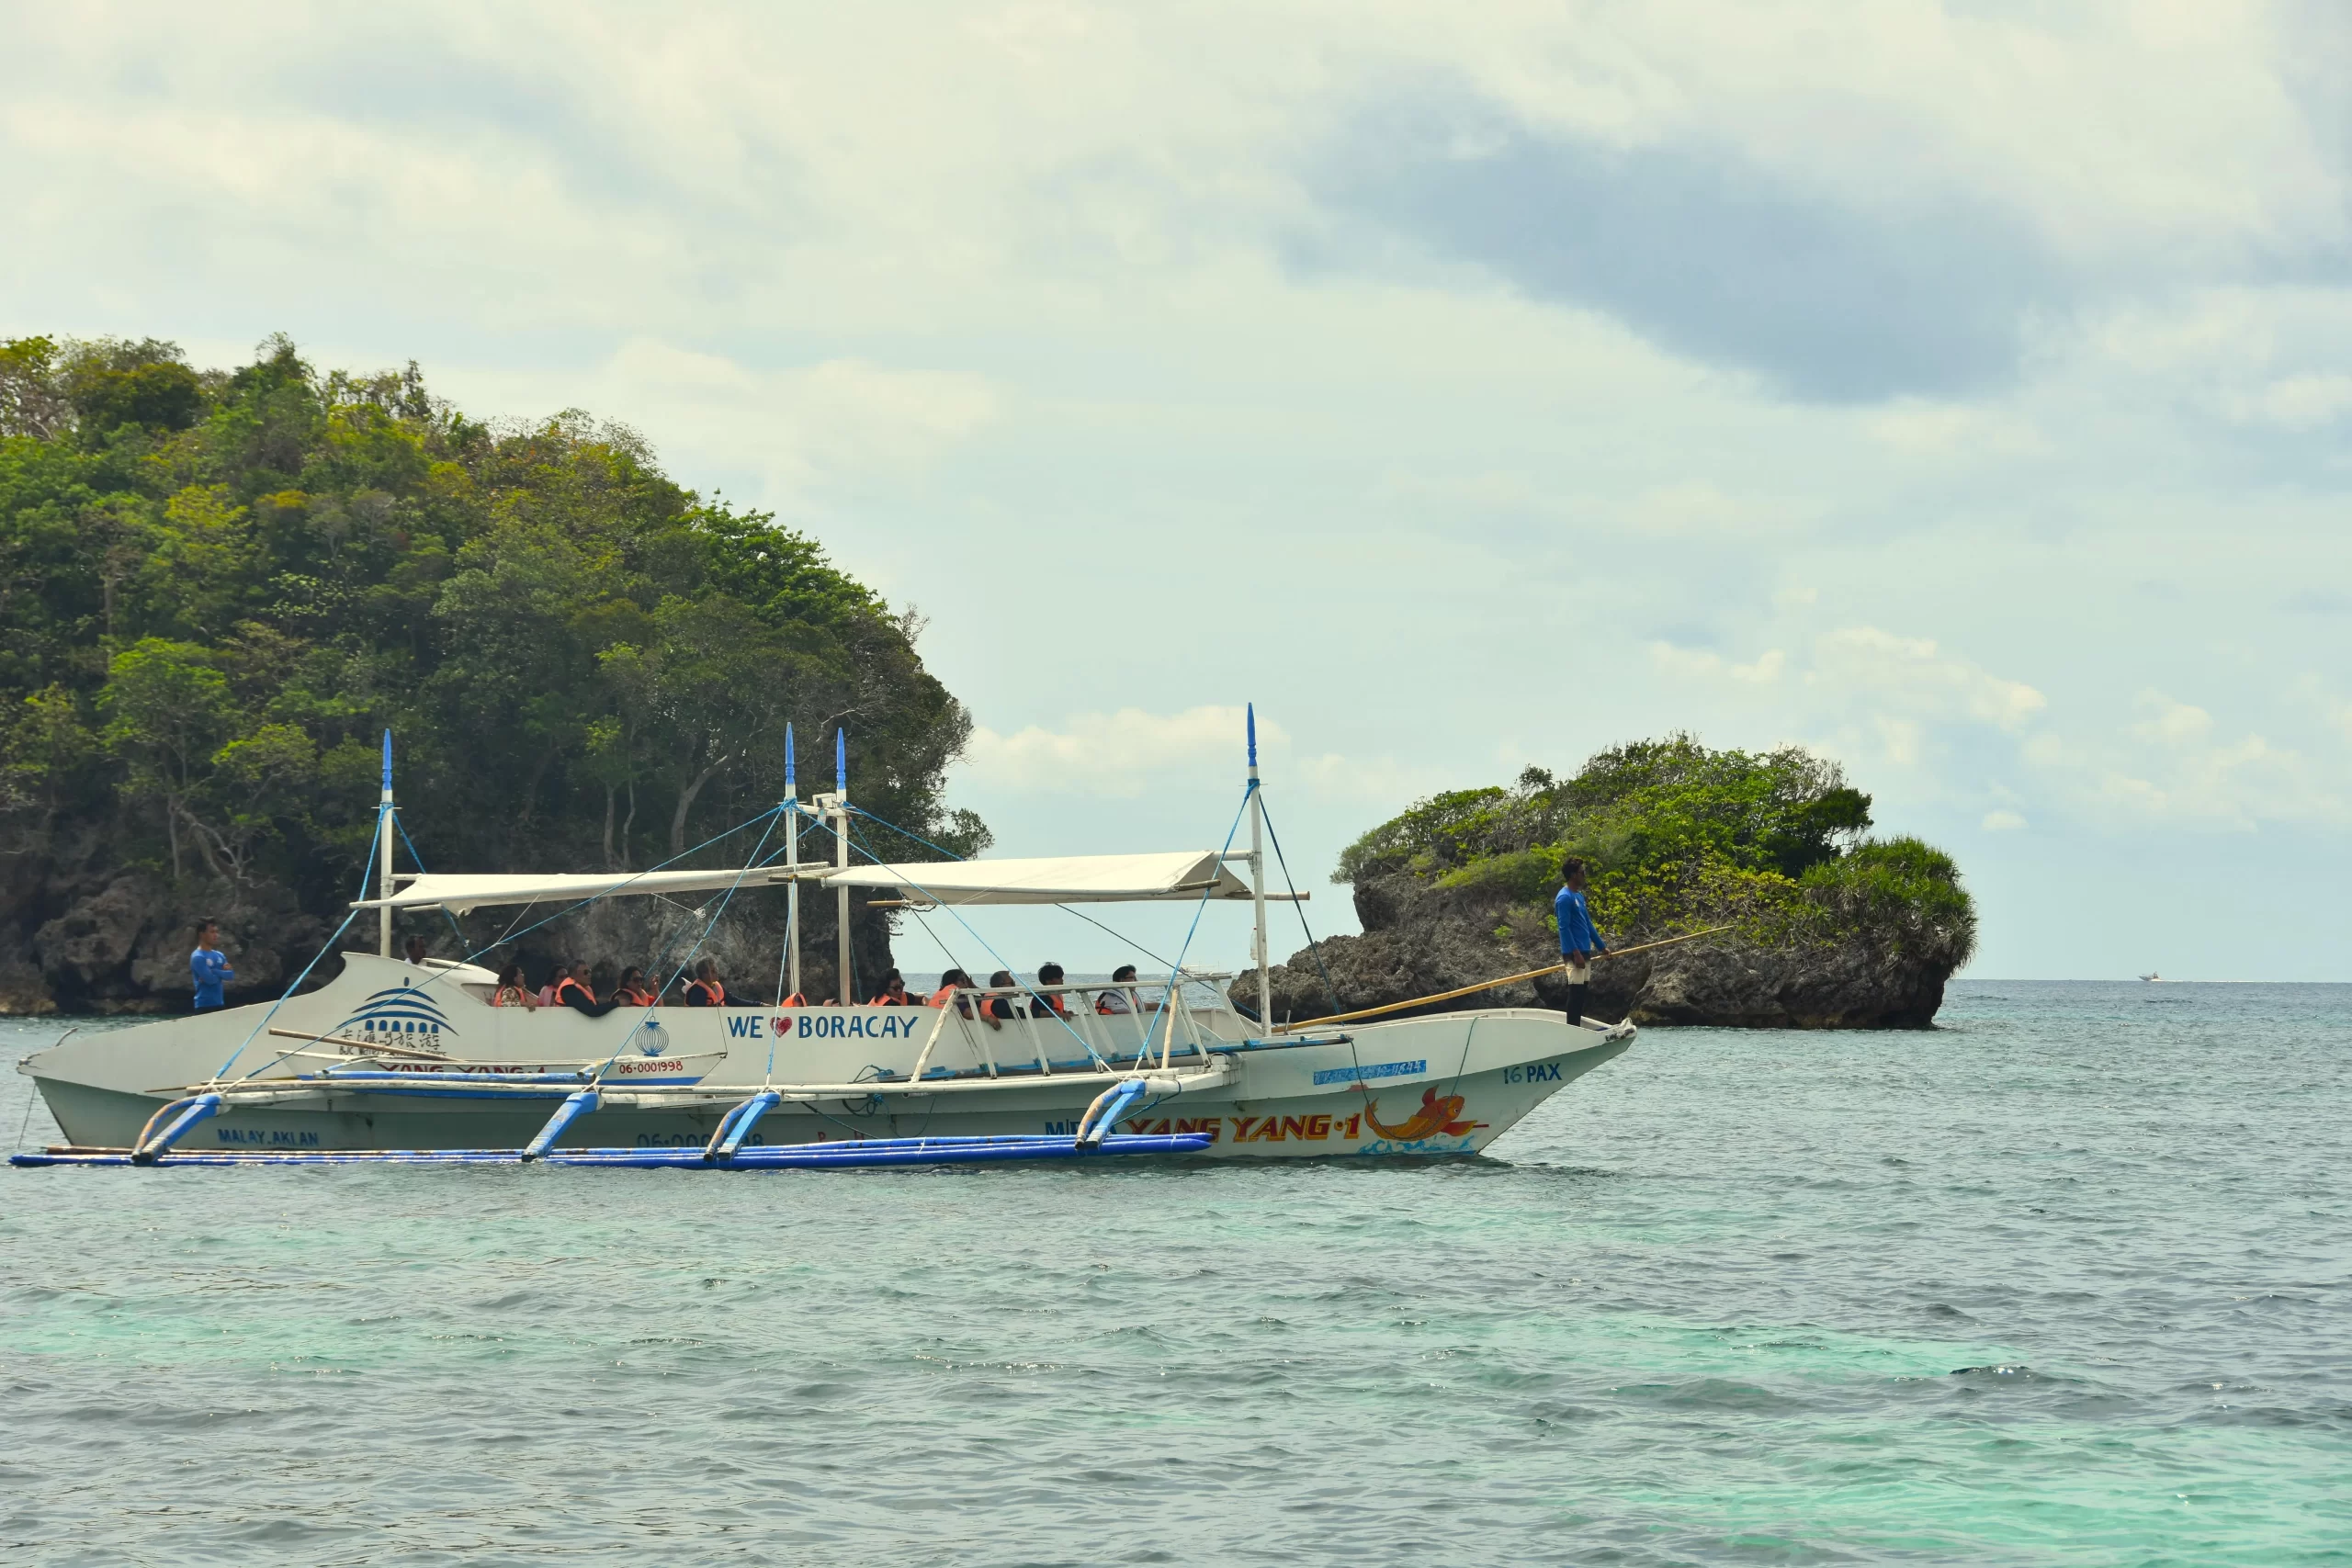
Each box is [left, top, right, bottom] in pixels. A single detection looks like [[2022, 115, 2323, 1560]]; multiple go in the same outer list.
[[4, 980, 2347, 1565]]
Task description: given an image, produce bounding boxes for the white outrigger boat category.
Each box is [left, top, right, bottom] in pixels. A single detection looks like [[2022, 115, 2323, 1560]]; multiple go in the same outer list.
[[16, 713, 1634, 1168]]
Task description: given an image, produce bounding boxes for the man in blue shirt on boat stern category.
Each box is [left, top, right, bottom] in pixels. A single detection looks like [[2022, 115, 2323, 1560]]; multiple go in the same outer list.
[[189, 919, 233, 1011], [1554, 858, 1604, 1029]]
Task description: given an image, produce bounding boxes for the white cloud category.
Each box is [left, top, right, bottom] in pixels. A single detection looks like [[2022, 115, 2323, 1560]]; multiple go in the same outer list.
[[1807, 626, 2048, 731], [1649, 642, 1785, 684], [961, 705, 1280, 796], [598, 340, 1000, 493], [1863, 400, 2050, 457], [1982, 809, 2027, 831], [2225, 372, 2352, 431]]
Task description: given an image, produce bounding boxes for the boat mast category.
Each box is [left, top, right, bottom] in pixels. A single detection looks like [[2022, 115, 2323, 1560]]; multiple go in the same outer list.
[[1248, 704, 1272, 1028], [834, 728, 852, 1006], [379, 728, 394, 959], [784, 722, 801, 1003]]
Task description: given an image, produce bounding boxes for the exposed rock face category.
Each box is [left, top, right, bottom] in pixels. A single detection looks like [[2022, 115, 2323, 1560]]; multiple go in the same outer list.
[[0, 828, 896, 1013], [1254, 869, 1954, 1031]]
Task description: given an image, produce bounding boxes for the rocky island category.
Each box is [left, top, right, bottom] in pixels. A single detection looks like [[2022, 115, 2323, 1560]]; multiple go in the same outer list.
[[1259, 738, 1975, 1030], [0, 334, 976, 1013]]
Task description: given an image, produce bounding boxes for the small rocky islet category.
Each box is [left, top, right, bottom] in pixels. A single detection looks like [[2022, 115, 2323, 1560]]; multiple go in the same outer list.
[[1254, 738, 1975, 1030]]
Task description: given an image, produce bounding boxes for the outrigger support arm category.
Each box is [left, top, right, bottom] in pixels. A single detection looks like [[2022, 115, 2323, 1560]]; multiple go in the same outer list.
[[131, 1092, 224, 1163], [522, 1089, 600, 1161], [704, 1089, 783, 1163], [1074, 1075, 1182, 1147]]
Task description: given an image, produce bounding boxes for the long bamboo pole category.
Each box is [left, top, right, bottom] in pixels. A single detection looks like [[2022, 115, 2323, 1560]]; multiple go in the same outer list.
[[1273, 925, 1734, 1032]]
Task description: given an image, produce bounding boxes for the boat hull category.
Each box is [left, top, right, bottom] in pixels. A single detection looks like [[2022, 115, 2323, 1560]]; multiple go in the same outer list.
[[18, 954, 1631, 1161]]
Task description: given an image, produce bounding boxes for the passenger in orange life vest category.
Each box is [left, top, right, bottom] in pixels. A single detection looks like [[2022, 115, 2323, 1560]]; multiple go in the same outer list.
[[612, 965, 656, 1007], [492, 962, 537, 1010], [1029, 962, 1070, 1019], [537, 960, 572, 1008], [556, 961, 626, 1018], [1095, 964, 1140, 1014], [870, 968, 910, 1006], [683, 958, 732, 1007], [980, 969, 1018, 1028], [928, 968, 976, 1014]]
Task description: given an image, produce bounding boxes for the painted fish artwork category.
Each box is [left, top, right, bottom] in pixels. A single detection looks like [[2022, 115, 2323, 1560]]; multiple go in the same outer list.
[[1363, 1086, 1486, 1142]]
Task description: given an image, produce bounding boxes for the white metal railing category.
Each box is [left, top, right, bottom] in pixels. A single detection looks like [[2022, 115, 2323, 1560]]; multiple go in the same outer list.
[[901, 975, 1236, 1082]]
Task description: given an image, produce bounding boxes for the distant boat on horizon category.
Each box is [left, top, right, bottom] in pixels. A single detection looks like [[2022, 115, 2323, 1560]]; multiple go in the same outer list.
[[2139, 972, 2162, 982]]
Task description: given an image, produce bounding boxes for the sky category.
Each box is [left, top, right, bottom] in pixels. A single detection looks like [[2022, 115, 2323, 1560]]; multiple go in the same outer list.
[[6, 2, 2348, 980]]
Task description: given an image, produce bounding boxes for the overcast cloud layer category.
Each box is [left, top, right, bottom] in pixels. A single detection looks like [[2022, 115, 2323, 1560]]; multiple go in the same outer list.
[[6, 1, 2348, 978]]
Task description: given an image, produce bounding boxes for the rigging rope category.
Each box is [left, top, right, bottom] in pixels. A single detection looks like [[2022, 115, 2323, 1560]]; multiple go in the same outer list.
[[1257, 792, 1340, 1019]]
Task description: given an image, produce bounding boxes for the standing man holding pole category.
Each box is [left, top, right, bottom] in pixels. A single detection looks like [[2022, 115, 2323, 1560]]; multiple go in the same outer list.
[[189, 919, 233, 1011], [1554, 856, 1605, 1028]]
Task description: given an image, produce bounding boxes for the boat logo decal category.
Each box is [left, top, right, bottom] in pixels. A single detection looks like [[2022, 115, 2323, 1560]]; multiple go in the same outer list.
[[331, 985, 458, 1050], [1361, 1086, 1486, 1141], [1311, 1058, 1424, 1086]]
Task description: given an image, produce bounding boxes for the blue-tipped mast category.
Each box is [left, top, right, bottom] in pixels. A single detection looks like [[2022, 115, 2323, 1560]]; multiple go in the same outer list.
[[378, 728, 395, 958], [1245, 705, 1271, 1027], [781, 722, 802, 1008], [833, 728, 852, 1005]]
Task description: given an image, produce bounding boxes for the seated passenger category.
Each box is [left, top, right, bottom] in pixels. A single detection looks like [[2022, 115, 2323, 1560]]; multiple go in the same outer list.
[[1096, 963, 1139, 1014], [982, 969, 1017, 1027], [613, 965, 656, 1007], [537, 962, 571, 1008], [558, 961, 626, 1018], [1029, 962, 1069, 1020], [404, 935, 430, 967], [870, 968, 910, 1006], [928, 968, 975, 1014], [684, 959, 732, 1007], [492, 963, 537, 1010]]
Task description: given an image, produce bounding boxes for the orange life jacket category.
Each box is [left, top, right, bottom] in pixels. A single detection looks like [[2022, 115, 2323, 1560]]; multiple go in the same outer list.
[[925, 985, 957, 1008], [553, 976, 588, 1005], [687, 978, 725, 1006], [780, 991, 806, 1008], [870, 990, 908, 1006], [616, 986, 654, 1007]]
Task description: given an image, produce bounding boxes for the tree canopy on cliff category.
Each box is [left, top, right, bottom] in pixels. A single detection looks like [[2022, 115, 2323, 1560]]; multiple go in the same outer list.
[[1336, 735, 1974, 964], [0, 333, 985, 919]]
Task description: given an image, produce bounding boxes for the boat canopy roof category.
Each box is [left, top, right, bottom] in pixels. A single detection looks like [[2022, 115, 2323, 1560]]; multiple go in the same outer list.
[[355, 852, 1299, 913]]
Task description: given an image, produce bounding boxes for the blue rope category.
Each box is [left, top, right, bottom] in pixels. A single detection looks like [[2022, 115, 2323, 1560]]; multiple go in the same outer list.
[[1139, 783, 1255, 1066], [1257, 792, 1340, 1016], [390, 808, 467, 947], [590, 805, 786, 1077], [211, 807, 387, 1082], [848, 807, 1182, 974], [820, 810, 1110, 1070]]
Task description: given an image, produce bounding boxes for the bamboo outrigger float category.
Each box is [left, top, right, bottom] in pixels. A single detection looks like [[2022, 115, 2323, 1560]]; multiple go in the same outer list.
[[14, 710, 1637, 1169]]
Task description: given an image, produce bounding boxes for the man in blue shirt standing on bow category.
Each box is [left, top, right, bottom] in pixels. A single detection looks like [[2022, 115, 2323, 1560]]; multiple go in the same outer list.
[[1554, 857, 1604, 1029], [189, 919, 233, 1011]]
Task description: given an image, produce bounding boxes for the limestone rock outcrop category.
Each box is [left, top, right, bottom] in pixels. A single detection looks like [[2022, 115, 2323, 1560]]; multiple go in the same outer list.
[[1254, 868, 1956, 1031]]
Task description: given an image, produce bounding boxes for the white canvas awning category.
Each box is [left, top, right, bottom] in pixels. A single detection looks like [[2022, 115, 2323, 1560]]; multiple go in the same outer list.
[[355, 852, 1302, 913], [354, 867, 797, 913], [830, 851, 1298, 906]]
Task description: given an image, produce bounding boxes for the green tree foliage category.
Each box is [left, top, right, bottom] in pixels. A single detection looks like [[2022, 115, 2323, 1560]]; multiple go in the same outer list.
[[1337, 733, 1973, 964], [0, 333, 981, 912]]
